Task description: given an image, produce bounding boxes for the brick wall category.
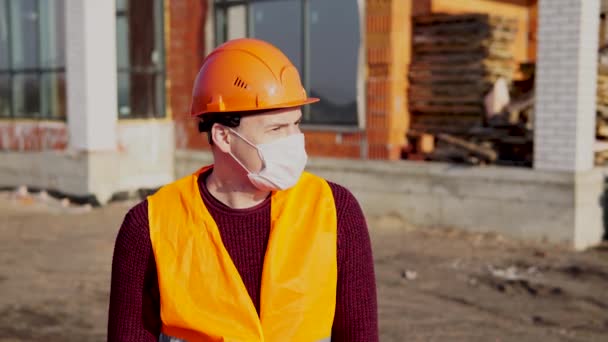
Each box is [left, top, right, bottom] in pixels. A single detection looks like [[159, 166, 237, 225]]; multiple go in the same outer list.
[[364, 0, 412, 160], [304, 130, 364, 159], [534, 0, 599, 171], [0, 122, 67, 151], [167, 0, 210, 150]]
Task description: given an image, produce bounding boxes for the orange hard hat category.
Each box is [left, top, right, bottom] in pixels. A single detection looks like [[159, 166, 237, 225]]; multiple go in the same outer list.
[[190, 38, 318, 117]]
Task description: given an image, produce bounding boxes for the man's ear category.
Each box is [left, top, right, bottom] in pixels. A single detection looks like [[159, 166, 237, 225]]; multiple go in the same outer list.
[[211, 123, 232, 153]]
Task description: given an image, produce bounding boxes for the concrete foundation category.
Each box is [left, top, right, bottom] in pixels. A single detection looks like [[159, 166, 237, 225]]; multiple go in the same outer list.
[[176, 150, 605, 250], [0, 121, 174, 204]]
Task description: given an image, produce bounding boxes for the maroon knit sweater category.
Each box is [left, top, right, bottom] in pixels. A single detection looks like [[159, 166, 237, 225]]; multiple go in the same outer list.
[[107, 171, 378, 341]]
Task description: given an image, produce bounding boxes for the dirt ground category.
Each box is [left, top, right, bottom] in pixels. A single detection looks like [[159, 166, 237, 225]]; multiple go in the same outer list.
[[0, 190, 607, 342]]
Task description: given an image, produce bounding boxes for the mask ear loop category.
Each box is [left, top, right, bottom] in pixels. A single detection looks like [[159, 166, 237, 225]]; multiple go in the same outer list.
[[227, 128, 266, 171]]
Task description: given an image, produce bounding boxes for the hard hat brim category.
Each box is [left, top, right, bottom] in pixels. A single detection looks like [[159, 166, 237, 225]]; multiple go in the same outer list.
[[194, 97, 320, 117]]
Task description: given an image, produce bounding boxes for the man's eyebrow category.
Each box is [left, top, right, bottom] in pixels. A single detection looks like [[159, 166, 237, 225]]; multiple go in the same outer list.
[[264, 114, 303, 128]]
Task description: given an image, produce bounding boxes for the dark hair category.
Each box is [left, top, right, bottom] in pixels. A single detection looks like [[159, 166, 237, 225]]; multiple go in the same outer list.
[[197, 109, 273, 145]]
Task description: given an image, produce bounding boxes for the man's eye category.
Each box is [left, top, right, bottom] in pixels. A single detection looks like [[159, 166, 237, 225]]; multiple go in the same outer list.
[[272, 126, 282, 131]]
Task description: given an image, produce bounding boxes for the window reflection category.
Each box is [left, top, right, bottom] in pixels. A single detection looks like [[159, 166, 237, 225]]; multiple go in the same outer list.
[[214, 0, 360, 126], [116, 0, 165, 118]]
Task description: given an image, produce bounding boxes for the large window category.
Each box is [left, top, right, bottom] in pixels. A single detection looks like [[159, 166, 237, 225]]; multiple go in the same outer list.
[[214, 0, 360, 126], [116, 0, 165, 119], [0, 0, 66, 119]]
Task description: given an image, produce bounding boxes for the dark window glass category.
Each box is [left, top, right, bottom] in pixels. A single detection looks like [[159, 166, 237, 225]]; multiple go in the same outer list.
[[0, 0, 9, 70], [41, 72, 66, 119], [249, 0, 302, 72], [13, 73, 40, 118], [10, 0, 38, 70], [214, 0, 360, 126], [2, 0, 66, 119], [308, 0, 359, 125], [116, 0, 165, 118], [0, 74, 9, 117], [39, 0, 65, 69]]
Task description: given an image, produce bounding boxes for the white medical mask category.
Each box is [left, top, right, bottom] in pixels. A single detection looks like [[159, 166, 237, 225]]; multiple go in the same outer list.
[[228, 129, 308, 191]]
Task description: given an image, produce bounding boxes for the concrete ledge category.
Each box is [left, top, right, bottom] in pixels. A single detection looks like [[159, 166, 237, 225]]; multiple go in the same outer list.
[[176, 150, 605, 250], [0, 121, 174, 204]]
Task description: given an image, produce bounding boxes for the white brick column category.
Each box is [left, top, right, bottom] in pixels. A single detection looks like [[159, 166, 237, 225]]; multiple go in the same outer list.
[[65, 0, 118, 151], [534, 0, 600, 172]]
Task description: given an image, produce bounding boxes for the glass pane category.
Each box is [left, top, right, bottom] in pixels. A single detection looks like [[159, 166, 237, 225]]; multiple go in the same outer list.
[[308, 0, 359, 125], [0, 0, 9, 70], [118, 72, 130, 117], [10, 0, 39, 69], [250, 0, 302, 72], [41, 72, 66, 119], [117, 15, 130, 68], [215, 7, 227, 45], [129, 72, 160, 118], [129, 0, 160, 68], [39, 0, 66, 68], [0, 74, 9, 117], [12, 73, 40, 118], [227, 5, 246, 40], [117, 0, 128, 12]]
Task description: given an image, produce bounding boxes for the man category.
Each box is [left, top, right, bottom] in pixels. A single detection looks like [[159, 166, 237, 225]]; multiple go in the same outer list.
[[108, 38, 377, 341]]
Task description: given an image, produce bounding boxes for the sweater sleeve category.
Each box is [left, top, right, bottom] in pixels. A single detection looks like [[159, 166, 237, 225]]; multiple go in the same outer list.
[[328, 183, 379, 342], [107, 200, 161, 342]]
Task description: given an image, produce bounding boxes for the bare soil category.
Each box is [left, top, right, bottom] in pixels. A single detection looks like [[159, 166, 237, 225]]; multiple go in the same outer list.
[[0, 191, 607, 341]]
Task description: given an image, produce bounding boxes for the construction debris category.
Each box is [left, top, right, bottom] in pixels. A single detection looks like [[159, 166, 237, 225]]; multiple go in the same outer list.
[[436, 133, 498, 162], [3, 186, 93, 214]]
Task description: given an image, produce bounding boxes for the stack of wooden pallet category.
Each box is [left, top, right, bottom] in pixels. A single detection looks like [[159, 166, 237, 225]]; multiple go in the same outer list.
[[597, 66, 608, 139], [409, 13, 519, 135]]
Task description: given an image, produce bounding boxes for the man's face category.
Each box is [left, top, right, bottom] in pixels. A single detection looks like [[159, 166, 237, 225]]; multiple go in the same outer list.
[[229, 107, 303, 173]]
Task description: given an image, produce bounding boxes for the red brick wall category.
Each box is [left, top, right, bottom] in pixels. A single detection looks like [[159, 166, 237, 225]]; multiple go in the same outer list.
[[305, 131, 364, 159], [364, 0, 412, 160], [167, 0, 210, 150], [0, 122, 67, 151]]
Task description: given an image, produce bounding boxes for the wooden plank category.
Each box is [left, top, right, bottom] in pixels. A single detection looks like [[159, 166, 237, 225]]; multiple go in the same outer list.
[[409, 84, 489, 97], [409, 92, 483, 103], [411, 124, 476, 135], [413, 30, 516, 44], [413, 51, 512, 63], [410, 101, 484, 109], [413, 25, 516, 39], [413, 42, 510, 53], [436, 133, 498, 162], [410, 103, 484, 114], [409, 68, 486, 78], [596, 105, 608, 118], [409, 73, 495, 85], [410, 60, 514, 72], [409, 68, 513, 80], [414, 46, 513, 60], [413, 13, 490, 25], [413, 13, 517, 27]]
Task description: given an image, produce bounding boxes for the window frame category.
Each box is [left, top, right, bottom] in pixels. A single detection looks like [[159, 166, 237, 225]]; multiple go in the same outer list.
[[0, 0, 66, 120], [212, 0, 363, 128]]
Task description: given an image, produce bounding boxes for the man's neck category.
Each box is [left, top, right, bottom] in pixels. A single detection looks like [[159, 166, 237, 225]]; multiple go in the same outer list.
[[205, 167, 270, 209]]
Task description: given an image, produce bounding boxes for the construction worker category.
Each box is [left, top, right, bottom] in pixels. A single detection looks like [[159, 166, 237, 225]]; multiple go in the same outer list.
[[108, 38, 378, 341]]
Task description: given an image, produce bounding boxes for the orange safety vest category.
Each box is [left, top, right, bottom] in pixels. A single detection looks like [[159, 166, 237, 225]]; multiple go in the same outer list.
[[148, 166, 338, 342]]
